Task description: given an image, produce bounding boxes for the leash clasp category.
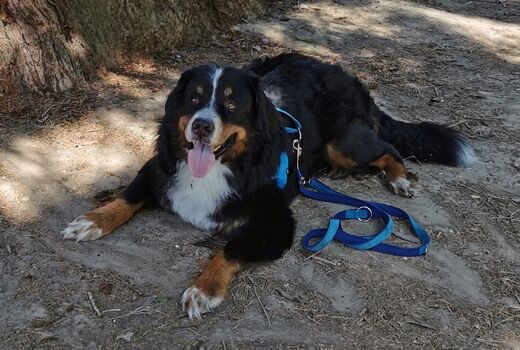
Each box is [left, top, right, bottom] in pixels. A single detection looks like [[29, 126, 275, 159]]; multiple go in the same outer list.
[[299, 176, 310, 187], [356, 206, 372, 222], [293, 138, 306, 183]]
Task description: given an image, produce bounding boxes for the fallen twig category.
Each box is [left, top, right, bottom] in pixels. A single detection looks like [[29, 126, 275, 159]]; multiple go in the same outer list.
[[111, 305, 163, 320], [458, 183, 509, 201], [252, 283, 272, 326], [87, 291, 102, 317], [405, 318, 438, 331]]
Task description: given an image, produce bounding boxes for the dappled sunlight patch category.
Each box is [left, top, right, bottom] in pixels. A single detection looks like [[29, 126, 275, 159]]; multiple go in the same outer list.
[[124, 57, 158, 74], [236, 0, 401, 55], [0, 135, 142, 223], [394, 1, 520, 64], [98, 107, 157, 143], [239, 0, 519, 65], [98, 58, 178, 100], [0, 100, 161, 223], [0, 179, 40, 221], [237, 22, 339, 58], [100, 71, 156, 99], [291, 2, 401, 40]]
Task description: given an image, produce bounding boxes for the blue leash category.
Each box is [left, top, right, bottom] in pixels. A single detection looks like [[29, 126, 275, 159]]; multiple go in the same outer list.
[[275, 108, 431, 257]]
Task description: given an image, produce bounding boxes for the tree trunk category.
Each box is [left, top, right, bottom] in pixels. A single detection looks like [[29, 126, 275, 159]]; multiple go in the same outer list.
[[0, 0, 264, 94]]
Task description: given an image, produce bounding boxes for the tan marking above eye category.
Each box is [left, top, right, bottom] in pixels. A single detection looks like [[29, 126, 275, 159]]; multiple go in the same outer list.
[[224, 87, 233, 96], [196, 86, 203, 94]]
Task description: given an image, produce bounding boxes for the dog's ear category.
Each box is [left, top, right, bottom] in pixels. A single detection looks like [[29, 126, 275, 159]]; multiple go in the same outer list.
[[164, 68, 196, 117], [248, 73, 280, 139]]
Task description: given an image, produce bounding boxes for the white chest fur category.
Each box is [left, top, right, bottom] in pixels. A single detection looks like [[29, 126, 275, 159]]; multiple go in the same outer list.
[[166, 160, 234, 230]]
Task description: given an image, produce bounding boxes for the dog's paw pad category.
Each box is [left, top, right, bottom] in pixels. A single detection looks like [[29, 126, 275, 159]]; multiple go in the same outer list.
[[62, 215, 102, 242], [389, 177, 416, 198], [181, 286, 223, 320]]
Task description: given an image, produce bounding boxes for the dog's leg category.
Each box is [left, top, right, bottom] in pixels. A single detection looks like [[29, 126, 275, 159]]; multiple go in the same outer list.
[[326, 144, 357, 178], [325, 122, 416, 197], [62, 159, 154, 241], [181, 185, 295, 319], [62, 198, 143, 242], [181, 251, 240, 319], [370, 153, 416, 198]]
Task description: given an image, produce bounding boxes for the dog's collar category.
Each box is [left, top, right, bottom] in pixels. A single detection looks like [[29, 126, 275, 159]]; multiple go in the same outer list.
[[272, 108, 302, 189], [273, 152, 289, 188]]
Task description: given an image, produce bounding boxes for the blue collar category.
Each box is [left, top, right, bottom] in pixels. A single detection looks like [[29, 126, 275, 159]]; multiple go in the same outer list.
[[272, 108, 301, 189], [273, 152, 289, 188]]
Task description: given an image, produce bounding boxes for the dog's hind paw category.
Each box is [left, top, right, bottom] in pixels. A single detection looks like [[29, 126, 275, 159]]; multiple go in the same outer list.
[[181, 286, 223, 320], [388, 176, 417, 198], [62, 215, 103, 242]]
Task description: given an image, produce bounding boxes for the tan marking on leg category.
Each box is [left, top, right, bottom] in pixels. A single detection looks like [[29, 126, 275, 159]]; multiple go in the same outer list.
[[62, 198, 143, 242], [196, 251, 240, 296], [326, 144, 357, 170], [84, 198, 143, 237], [369, 154, 407, 182], [181, 251, 240, 319]]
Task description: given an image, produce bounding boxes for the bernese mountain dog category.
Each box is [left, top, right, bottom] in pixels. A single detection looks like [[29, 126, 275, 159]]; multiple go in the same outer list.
[[62, 53, 475, 319]]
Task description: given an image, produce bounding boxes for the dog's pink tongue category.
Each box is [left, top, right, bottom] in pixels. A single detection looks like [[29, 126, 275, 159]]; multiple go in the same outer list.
[[187, 143, 215, 178]]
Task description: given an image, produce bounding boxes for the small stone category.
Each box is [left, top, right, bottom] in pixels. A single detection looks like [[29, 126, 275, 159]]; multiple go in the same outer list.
[[514, 157, 520, 170], [116, 332, 134, 342], [37, 332, 57, 343], [98, 282, 113, 295], [261, 37, 269, 45]]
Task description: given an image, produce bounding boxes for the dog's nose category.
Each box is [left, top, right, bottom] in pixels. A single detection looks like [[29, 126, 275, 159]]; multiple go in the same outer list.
[[192, 118, 215, 138]]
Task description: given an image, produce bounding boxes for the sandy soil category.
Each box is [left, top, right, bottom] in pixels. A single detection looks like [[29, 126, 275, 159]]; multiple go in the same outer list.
[[1, 0, 519, 349]]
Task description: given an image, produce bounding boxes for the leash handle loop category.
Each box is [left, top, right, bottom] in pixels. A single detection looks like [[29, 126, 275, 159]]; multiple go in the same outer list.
[[300, 179, 430, 256]]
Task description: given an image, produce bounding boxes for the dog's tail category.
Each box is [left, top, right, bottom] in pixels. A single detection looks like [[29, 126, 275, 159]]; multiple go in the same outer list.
[[378, 110, 476, 166]]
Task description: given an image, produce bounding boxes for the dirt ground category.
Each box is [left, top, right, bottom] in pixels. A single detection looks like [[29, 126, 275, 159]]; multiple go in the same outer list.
[[1, 0, 520, 349]]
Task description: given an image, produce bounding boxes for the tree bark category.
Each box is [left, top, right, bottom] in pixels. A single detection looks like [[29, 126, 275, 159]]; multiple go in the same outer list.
[[0, 0, 264, 94]]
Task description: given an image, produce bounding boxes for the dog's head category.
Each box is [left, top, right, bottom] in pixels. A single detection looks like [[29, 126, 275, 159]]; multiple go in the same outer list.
[[162, 65, 279, 178]]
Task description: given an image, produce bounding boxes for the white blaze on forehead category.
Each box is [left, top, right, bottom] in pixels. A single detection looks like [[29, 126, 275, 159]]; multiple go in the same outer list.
[[209, 67, 223, 108]]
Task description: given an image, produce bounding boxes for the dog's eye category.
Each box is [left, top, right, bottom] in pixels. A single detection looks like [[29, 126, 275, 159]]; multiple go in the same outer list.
[[191, 94, 201, 105], [224, 100, 236, 112]]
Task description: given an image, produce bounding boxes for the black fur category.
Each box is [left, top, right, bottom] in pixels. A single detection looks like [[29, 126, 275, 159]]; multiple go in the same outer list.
[[119, 52, 474, 265]]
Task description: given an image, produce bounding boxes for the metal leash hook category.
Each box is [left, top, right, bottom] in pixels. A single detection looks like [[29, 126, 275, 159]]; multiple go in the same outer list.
[[292, 138, 308, 186]]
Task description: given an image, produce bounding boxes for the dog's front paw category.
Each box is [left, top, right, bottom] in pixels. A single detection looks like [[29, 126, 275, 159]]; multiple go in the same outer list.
[[181, 286, 224, 320], [62, 215, 102, 242]]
